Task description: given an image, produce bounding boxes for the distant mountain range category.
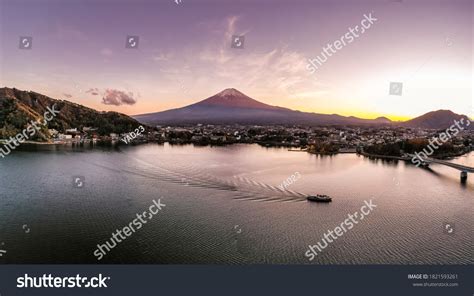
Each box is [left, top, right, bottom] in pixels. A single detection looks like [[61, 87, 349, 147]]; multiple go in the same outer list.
[[0, 87, 141, 141], [1, 88, 471, 140], [134, 88, 472, 130]]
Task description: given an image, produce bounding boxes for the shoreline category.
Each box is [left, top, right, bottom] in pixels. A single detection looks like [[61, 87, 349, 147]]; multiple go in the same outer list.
[[2, 139, 472, 161], [359, 150, 474, 162]]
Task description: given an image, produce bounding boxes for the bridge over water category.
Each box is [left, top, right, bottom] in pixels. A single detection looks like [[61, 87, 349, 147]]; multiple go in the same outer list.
[[407, 153, 474, 182]]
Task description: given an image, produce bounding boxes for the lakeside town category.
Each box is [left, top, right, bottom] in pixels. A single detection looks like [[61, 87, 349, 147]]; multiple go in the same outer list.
[[20, 123, 473, 159]]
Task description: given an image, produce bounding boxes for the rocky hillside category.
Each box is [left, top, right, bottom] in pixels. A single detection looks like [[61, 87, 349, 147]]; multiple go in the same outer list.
[[0, 87, 142, 141]]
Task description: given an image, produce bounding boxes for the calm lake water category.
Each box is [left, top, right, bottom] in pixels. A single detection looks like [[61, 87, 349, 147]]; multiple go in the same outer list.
[[0, 143, 472, 264]]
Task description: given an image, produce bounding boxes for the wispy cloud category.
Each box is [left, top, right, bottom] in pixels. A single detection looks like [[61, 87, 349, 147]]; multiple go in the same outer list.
[[157, 15, 324, 99], [152, 53, 173, 62], [198, 15, 250, 65], [86, 88, 100, 96]]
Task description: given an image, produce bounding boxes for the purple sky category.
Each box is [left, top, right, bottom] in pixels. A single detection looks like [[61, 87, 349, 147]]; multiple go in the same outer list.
[[0, 0, 472, 120]]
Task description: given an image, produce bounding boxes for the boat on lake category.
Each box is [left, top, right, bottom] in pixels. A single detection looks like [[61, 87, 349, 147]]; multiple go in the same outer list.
[[307, 194, 332, 203]]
